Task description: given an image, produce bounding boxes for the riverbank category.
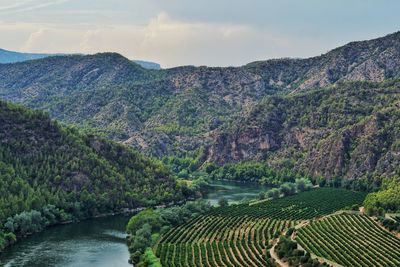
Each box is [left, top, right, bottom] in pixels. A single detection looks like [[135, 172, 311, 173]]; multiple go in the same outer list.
[[0, 200, 185, 256]]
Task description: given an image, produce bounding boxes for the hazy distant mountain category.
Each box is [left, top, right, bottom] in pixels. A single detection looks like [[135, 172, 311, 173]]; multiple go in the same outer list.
[[132, 60, 161, 70], [0, 49, 56, 63], [0, 48, 161, 69]]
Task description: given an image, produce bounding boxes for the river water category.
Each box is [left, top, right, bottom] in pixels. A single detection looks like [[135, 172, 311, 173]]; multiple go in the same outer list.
[[204, 180, 268, 206], [0, 180, 266, 266], [0, 216, 132, 267]]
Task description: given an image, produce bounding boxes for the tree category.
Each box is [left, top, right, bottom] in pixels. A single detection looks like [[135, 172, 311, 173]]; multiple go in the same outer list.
[[266, 188, 280, 199], [218, 198, 228, 208], [280, 183, 296, 196], [295, 178, 313, 192]]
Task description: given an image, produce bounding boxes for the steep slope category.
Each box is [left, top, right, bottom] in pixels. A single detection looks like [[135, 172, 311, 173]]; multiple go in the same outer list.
[[0, 100, 182, 226], [0, 31, 399, 158], [205, 80, 400, 181]]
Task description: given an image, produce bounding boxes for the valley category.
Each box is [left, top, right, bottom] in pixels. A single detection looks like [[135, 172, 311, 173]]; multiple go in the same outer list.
[[0, 28, 399, 267]]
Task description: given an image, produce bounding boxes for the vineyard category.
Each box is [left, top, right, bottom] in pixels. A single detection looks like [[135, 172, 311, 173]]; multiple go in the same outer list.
[[296, 213, 400, 267], [155, 214, 292, 267], [154, 188, 367, 266], [208, 188, 366, 220]]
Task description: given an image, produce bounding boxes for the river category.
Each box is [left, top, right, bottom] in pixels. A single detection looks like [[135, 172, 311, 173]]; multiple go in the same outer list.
[[0, 180, 266, 266], [0, 215, 132, 267], [204, 179, 269, 206]]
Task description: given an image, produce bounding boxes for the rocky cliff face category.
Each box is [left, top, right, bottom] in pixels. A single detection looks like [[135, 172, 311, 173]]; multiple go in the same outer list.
[[206, 80, 400, 180]]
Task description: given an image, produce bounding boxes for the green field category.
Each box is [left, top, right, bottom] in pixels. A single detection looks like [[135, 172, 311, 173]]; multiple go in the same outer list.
[[296, 213, 400, 267], [154, 188, 369, 266]]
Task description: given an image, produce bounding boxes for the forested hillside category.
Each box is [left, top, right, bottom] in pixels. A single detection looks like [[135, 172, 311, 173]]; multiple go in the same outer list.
[[0, 101, 183, 251]]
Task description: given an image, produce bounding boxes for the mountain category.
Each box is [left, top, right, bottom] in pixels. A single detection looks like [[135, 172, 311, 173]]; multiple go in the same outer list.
[[0, 32, 400, 181], [0, 48, 161, 69], [0, 100, 182, 225], [0, 49, 56, 63], [0, 52, 274, 156], [132, 60, 161, 70]]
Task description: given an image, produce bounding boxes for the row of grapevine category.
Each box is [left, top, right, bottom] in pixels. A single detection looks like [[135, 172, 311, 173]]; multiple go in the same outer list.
[[296, 213, 400, 267], [208, 188, 366, 221], [155, 213, 292, 267], [154, 188, 368, 266]]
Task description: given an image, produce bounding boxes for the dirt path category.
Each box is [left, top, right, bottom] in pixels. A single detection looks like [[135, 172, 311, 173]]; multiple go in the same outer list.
[[269, 239, 289, 267]]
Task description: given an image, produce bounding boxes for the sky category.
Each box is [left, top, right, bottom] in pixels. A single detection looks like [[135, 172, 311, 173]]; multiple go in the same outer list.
[[0, 0, 399, 68]]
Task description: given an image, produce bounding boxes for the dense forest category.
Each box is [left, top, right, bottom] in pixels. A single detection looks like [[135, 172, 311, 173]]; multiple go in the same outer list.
[[0, 101, 186, 251], [364, 176, 400, 215]]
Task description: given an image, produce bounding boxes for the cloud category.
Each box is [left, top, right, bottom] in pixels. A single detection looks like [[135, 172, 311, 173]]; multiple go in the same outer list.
[[21, 27, 47, 51], [0, 0, 70, 14], [0, 12, 332, 67], [0, 1, 35, 11]]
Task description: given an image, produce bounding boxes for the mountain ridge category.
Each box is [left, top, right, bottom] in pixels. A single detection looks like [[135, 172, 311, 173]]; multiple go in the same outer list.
[[1, 31, 400, 182], [0, 48, 161, 69]]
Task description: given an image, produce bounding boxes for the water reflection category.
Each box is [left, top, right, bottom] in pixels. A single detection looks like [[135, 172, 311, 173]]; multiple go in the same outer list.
[[204, 180, 268, 206]]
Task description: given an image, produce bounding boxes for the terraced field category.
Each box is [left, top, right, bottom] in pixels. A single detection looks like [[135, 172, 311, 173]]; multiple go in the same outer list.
[[296, 213, 400, 267], [154, 188, 367, 266]]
